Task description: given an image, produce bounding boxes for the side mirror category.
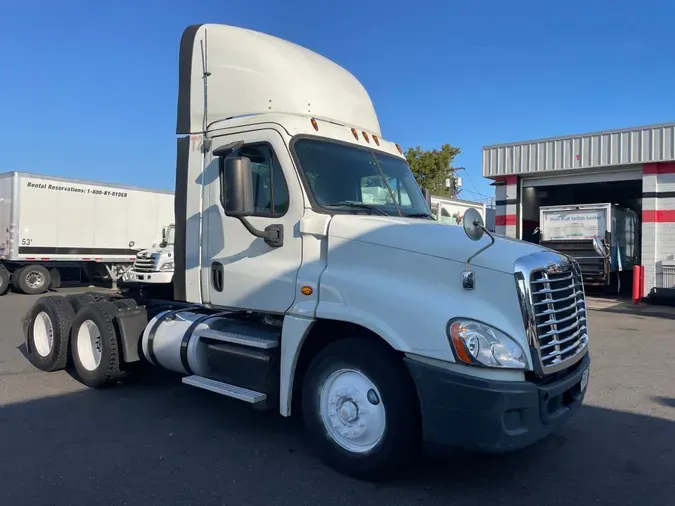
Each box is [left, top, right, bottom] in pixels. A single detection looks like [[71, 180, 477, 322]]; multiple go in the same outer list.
[[221, 157, 254, 217], [159, 241, 167, 249], [463, 208, 485, 241], [592, 236, 608, 257]]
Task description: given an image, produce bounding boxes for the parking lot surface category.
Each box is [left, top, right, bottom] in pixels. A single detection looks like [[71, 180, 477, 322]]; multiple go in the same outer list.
[[1, 288, 674, 506]]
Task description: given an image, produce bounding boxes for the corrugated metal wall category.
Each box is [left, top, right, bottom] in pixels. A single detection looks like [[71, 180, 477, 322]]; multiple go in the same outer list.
[[482, 123, 675, 177]]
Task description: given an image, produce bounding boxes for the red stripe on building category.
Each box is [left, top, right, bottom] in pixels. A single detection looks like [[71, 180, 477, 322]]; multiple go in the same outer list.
[[643, 162, 675, 175], [642, 210, 675, 223], [495, 214, 517, 226], [495, 175, 518, 185]]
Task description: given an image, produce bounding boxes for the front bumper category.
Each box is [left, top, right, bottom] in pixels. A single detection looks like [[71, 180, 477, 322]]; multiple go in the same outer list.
[[404, 352, 590, 453], [125, 270, 174, 284]]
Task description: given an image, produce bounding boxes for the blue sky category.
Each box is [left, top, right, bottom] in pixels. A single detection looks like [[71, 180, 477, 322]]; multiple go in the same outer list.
[[1, 0, 673, 202]]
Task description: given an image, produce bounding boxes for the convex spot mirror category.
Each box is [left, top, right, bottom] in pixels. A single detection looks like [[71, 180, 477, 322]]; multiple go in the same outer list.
[[592, 236, 608, 258], [221, 156, 255, 217], [463, 208, 485, 241]]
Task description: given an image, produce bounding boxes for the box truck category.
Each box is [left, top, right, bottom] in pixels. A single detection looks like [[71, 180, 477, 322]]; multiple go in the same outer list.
[[538, 203, 639, 293], [22, 24, 590, 481], [0, 172, 174, 295]]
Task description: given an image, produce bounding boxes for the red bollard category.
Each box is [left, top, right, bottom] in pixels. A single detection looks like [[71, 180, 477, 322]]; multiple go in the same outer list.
[[640, 265, 645, 301], [632, 265, 642, 304]]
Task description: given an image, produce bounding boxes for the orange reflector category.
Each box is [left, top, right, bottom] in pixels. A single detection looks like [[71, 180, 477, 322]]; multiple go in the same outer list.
[[373, 135, 380, 146], [301, 286, 313, 296], [351, 128, 359, 140], [311, 118, 319, 131], [449, 322, 473, 364], [362, 131, 370, 143], [395, 143, 403, 154]]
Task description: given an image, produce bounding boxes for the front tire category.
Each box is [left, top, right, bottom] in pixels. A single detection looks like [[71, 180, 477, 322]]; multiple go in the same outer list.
[[301, 337, 421, 481], [70, 301, 124, 388]]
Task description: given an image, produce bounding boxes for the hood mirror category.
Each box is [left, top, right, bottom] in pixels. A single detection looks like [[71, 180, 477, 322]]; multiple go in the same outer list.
[[463, 208, 485, 241], [461, 208, 495, 291], [592, 236, 608, 258]]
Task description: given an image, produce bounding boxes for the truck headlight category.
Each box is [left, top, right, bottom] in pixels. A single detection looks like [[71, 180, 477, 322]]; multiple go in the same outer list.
[[160, 262, 174, 271], [447, 318, 527, 369]]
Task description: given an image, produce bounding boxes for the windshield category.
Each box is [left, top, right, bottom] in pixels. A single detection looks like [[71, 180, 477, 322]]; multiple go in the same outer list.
[[165, 226, 176, 246], [293, 138, 431, 217]]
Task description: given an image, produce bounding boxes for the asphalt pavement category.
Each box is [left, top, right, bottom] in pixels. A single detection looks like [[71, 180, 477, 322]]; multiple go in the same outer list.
[[1, 287, 673, 506]]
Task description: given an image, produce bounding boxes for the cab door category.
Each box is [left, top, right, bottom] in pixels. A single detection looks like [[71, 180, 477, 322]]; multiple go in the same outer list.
[[202, 128, 303, 313]]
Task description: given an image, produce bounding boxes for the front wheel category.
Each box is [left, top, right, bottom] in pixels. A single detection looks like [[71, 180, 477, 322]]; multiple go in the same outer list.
[[301, 337, 421, 481]]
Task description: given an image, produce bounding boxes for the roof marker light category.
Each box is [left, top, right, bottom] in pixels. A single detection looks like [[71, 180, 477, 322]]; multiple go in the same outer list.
[[395, 143, 403, 154], [311, 118, 319, 131], [362, 131, 370, 143], [351, 128, 359, 140], [373, 135, 380, 146]]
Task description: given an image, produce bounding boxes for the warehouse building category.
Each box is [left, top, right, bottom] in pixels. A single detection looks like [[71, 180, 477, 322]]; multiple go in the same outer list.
[[482, 122, 675, 299]]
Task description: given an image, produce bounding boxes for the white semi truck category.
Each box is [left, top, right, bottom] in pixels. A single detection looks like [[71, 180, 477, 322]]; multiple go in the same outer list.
[[0, 172, 174, 295], [22, 24, 590, 480], [125, 223, 176, 285]]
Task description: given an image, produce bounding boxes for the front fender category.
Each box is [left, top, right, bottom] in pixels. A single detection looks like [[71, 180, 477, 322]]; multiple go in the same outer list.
[[316, 236, 532, 368]]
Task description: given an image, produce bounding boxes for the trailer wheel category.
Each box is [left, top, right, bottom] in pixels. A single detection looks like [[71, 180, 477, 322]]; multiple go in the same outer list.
[[0, 265, 9, 296], [25, 296, 76, 372], [301, 337, 421, 481], [48, 268, 62, 289], [16, 265, 51, 295], [70, 301, 124, 388]]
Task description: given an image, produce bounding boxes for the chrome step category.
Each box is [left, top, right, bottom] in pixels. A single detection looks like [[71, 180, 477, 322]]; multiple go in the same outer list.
[[181, 375, 267, 403], [193, 328, 279, 349]]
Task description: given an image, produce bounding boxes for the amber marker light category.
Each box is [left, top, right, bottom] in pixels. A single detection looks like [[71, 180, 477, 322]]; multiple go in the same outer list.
[[301, 286, 313, 296]]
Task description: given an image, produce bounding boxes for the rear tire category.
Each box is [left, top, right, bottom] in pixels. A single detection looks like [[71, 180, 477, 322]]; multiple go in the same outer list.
[[64, 293, 97, 313], [301, 337, 421, 481], [113, 298, 138, 310], [25, 296, 76, 372], [48, 268, 62, 289], [16, 264, 51, 295], [0, 265, 9, 296], [70, 301, 124, 388]]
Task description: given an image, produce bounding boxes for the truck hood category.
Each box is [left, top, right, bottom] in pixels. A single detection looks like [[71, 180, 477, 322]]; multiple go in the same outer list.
[[328, 215, 549, 274]]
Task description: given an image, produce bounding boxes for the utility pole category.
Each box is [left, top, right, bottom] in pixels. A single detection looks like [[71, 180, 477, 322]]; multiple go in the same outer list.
[[445, 166, 465, 198]]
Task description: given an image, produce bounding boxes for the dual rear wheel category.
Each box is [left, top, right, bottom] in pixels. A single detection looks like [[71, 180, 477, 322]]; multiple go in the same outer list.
[[25, 295, 136, 387]]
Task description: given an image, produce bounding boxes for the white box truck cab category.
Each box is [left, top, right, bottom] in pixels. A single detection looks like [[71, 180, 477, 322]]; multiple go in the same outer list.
[[126, 223, 176, 285], [22, 24, 590, 480]]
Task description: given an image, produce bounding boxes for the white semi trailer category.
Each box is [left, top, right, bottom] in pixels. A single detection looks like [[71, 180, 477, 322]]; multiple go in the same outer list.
[[22, 24, 590, 481], [0, 172, 174, 295]]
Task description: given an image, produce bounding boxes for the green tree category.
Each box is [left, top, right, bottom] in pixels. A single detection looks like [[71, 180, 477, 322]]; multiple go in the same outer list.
[[404, 144, 462, 197]]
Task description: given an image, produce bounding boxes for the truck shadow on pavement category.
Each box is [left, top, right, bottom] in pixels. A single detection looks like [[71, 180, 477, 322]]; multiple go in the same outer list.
[[0, 367, 673, 506]]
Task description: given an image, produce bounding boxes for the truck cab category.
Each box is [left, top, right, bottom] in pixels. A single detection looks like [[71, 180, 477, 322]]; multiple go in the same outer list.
[[125, 224, 175, 285], [23, 24, 590, 481]]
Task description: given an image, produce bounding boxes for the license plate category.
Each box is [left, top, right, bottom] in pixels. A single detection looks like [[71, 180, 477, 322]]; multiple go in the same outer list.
[[580, 368, 589, 392]]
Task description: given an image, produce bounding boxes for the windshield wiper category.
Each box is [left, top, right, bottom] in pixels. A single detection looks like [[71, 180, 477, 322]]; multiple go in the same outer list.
[[404, 212, 435, 220], [324, 201, 389, 216]]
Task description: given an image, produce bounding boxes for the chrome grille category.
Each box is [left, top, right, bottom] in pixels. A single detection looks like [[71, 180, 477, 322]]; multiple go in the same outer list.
[[133, 253, 158, 273], [530, 266, 588, 369], [515, 251, 589, 375]]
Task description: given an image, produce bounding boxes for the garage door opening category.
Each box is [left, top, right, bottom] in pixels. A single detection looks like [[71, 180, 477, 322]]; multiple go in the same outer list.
[[521, 178, 642, 297]]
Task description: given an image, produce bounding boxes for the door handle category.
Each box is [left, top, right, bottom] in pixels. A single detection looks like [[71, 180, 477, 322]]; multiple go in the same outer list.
[[211, 262, 224, 292]]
